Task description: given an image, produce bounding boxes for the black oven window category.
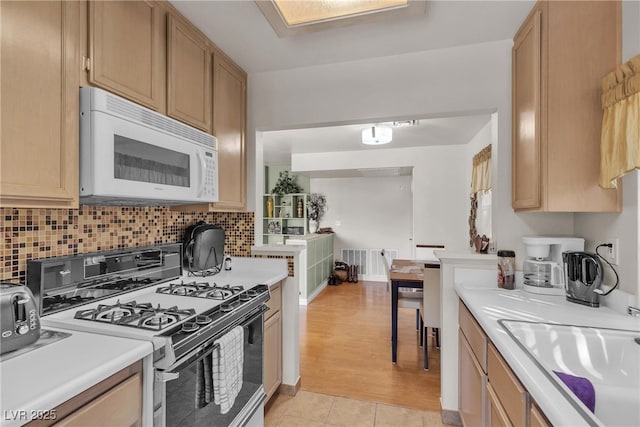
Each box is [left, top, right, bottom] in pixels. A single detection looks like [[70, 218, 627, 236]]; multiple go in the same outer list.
[[114, 135, 190, 187], [165, 313, 264, 426]]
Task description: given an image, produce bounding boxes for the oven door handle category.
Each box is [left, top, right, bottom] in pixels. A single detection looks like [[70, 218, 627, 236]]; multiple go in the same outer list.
[[155, 371, 179, 383]]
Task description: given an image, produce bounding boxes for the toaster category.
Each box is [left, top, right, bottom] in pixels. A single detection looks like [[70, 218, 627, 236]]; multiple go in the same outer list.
[[1, 283, 40, 354]]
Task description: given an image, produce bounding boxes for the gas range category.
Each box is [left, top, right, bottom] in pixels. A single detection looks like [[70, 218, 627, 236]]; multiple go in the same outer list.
[[27, 244, 270, 369]]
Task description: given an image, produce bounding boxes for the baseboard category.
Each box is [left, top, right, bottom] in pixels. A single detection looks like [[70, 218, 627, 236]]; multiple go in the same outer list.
[[299, 280, 327, 305], [279, 377, 301, 396], [440, 400, 462, 426]]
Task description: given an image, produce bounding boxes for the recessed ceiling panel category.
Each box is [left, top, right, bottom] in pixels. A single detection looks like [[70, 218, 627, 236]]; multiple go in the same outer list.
[[256, 0, 427, 37], [273, 0, 408, 26]]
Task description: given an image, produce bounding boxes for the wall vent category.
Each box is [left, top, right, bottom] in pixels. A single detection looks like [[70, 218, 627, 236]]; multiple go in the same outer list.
[[340, 249, 368, 274]]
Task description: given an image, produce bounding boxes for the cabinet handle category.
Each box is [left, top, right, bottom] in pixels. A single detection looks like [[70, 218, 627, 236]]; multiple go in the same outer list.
[[82, 56, 91, 72]]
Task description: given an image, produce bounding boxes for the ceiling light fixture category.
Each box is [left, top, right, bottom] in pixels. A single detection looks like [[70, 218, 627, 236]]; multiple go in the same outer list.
[[362, 125, 392, 145]]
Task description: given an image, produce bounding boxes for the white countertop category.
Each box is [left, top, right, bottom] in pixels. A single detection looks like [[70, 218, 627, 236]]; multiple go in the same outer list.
[[251, 245, 303, 255], [0, 327, 152, 427], [180, 256, 288, 286], [455, 282, 640, 427]]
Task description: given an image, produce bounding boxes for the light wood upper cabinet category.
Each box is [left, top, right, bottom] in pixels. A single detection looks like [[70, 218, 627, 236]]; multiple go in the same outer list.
[[167, 14, 212, 133], [512, 11, 542, 210], [212, 53, 247, 211], [0, 1, 80, 208], [512, 0, 622, 212], [88, 0, 165, 111]]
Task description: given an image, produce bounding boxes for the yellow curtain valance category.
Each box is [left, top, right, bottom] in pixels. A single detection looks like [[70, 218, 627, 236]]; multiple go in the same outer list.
[[471, 145, 492, 194], [600, 54, 640, 189]]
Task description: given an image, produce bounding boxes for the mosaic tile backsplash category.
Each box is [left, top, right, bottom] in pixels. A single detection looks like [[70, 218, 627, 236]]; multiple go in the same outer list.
[[1, 207, 254, 283]]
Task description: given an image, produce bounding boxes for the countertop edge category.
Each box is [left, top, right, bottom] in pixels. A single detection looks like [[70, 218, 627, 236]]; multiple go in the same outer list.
[[454, 283, 632, 427]]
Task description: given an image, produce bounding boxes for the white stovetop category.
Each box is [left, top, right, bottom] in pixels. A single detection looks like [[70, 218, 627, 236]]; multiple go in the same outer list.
[[0, 327, 152, 427], [42, 256, 288, 345], [456, 281, 640, 427]]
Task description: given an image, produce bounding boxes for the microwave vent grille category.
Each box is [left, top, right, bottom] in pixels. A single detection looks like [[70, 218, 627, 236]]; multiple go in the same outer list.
[[105, 94, 216, 150]]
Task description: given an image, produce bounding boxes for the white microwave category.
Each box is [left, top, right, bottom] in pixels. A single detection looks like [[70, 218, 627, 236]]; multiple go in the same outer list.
[[79, 87, 218, 205]]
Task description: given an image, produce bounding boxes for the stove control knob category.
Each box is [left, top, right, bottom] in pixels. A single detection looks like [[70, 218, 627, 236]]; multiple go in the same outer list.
[[16, 324, 29, 335]]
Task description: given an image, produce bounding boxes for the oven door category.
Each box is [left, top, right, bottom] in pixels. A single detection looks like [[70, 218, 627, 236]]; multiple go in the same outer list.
[[155, 307, 265, 427]]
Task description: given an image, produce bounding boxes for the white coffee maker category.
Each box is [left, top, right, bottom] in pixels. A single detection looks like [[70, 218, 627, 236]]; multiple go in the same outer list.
[[522, 236, 585, 295]]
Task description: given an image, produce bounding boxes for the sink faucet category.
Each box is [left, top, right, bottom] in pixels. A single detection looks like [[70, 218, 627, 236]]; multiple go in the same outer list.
[[628, 306, 640, 317]]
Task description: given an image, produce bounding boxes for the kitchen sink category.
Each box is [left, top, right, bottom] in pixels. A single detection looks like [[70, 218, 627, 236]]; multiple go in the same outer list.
[[499, 320, 640, 427]]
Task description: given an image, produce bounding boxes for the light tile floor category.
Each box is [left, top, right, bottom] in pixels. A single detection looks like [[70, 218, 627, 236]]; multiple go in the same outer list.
[[265, 390, 447, 427]]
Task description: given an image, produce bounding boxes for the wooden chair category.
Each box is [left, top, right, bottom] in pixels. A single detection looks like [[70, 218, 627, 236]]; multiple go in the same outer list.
[[381, 250, 424, 338]]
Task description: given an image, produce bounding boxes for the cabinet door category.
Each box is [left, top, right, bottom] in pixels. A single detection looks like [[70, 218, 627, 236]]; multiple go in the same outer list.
[[530, 402, 551, 427], [0, 1, 80, 208], [89, 1, 164, 111], [212, 53, 247, 211], [167, 14, 212, 132], [512, 10, 542, 210], [487, 383, 513, 427], [264, 310, 282, 401], [54, 373, 142, 427], [459, 331, 486, 427]]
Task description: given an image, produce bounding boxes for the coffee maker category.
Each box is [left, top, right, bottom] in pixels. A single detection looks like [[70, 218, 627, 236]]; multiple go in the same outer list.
[[522, 236, 585, 295], [563, 251, 604, 307]]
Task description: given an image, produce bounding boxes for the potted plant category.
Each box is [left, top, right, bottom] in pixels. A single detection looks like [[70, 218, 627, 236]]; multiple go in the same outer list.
[[271, 170, 303, 196], [307, 193, 326, 233]]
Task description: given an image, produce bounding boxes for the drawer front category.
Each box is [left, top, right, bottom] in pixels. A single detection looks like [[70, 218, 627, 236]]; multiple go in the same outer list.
[[487, 382, 513, 427], [265, 283, 282, 320], [459, 332, 487, 427], [459, 300, 488, 372], [488, 343, 529, 426]]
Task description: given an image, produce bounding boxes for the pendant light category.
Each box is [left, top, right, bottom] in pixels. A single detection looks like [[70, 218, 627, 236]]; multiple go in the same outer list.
[[361, 125, 392, 145]]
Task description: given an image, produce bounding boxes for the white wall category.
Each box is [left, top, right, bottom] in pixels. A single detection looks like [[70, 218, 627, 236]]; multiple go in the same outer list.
[[309, 176, 413, 266], [293, 145, 469, 251], [574, 0, 640, 301], [249, 39, 575, 259]]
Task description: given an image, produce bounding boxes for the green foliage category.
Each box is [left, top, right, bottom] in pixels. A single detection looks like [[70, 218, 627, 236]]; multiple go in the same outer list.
[[271, 171, 303, 195], [307, 193, 327, 222]]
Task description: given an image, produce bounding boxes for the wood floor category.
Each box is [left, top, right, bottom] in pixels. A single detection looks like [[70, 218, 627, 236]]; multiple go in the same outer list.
[[298, 280, 441, 412]]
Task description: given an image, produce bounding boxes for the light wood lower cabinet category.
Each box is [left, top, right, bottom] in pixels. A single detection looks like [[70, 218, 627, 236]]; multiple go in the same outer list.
[[264, 283, 282, 401], [88, 0, 165, 111], [53, 373, 141, 427], [487, 382, 513, 427], [488, 342, 529, 426], [27, 361, 142, 427], [459, 331, 486, 427], [459, 299, 545, 427], [530, 402, 552, 427], [0, 0, 80, 208]]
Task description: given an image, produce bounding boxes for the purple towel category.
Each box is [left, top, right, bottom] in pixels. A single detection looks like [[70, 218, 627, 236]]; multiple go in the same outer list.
[[553, 370, 596, 413]]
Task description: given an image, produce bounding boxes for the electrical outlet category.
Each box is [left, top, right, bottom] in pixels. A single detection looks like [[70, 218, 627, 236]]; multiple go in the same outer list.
[[605, 238, 620, 265]]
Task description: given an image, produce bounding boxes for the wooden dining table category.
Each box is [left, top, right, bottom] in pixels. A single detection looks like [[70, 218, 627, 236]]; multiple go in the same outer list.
[[390, 258, 440, 368]]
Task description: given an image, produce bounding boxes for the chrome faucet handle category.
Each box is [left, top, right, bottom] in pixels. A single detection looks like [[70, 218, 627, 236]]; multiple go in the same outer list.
[[628, 306, 640, 317]]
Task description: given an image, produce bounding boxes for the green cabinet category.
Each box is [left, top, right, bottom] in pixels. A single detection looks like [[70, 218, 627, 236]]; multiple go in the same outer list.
[[263, 193, 308, 244], [286, 233, 334, 304]]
